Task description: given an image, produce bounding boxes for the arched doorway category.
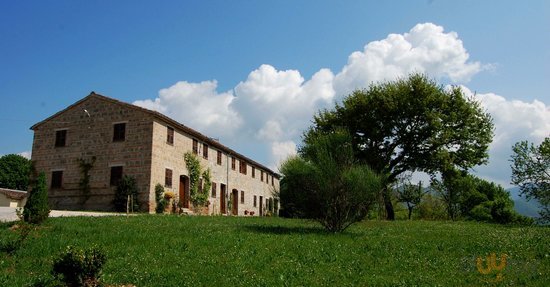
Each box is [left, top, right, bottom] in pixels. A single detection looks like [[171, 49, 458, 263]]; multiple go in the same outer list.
[[179, 175, 190, 208], [231, 189, 238, 215]]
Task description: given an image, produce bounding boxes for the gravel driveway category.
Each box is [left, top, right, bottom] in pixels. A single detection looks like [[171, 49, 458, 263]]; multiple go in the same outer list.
[[0, 207, 127, 222]]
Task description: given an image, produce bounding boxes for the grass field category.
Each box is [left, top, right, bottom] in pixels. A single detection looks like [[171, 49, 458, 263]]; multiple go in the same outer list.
[[1, 215, 548, 286]]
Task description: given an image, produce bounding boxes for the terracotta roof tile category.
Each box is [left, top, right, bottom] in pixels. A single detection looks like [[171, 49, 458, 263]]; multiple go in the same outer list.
[[0, 188, 28, 200]]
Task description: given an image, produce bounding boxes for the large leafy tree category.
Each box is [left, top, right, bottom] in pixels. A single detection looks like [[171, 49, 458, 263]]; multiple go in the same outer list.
[[279, 129, 382, 232], [305, 74, 493, 220], [510, 137, 549, 222], [0, 154, 31, 190]]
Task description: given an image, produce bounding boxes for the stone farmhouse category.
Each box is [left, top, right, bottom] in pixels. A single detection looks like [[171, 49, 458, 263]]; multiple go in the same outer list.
[[30, 92, 279, 215]]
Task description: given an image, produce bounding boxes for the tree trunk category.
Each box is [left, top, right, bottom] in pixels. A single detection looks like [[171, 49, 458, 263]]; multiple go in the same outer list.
[[383, 188, 395, 220]]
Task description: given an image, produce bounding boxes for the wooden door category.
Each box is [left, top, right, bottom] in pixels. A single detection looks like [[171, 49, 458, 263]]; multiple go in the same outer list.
[[179, 175, 190, 208], [259, 196, 263, 216], [220, 184, 226, 214]]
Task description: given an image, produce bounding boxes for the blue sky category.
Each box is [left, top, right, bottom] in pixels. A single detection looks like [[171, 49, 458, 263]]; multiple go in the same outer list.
[[1, 0, 548, 187]]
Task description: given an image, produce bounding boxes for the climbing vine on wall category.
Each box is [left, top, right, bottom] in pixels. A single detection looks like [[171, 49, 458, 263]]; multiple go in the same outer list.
[[201, 168, 212, 204], [77, 156, 96, 204], [184, 152, 211, 208]]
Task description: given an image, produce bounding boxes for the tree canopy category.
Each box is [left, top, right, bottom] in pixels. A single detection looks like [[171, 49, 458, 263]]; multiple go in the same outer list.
[[510, 137, 549, 222], [0, 154, 31, 190], [305, 74, 494, 219]]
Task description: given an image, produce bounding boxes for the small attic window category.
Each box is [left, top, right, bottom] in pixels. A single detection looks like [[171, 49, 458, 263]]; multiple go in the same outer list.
[[167, 126, 174, 145]]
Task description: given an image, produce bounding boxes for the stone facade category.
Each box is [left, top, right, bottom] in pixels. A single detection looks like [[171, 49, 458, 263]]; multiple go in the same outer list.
[[30, 92, 279, 215]]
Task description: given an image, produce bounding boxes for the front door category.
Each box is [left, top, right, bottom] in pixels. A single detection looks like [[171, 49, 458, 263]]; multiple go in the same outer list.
[[220, 184, 226, 214], [179, 175, 190, 208], [259, 196, 263, 216]]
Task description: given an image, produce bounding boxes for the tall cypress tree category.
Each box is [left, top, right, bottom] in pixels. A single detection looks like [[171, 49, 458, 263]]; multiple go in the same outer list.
[[23, 172, 50, 224]]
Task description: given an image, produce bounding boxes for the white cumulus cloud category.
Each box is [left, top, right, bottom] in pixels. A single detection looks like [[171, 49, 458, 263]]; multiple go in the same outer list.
[[132, 22, 544, 187], [271, 141, 298, 171], [232, 65, 335, 169], [233, 64, 335, 141], [18, 151, 32, 159], [133, 80, 242, 137], [460, 86, 550, 187], [333, 23, 484, 96]]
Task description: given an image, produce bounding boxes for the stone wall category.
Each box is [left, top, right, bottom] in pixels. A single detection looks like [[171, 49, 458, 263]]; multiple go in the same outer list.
[[31, 93, 280, 214], [150, 121, 280, 216], [31, 96, 154, 211]]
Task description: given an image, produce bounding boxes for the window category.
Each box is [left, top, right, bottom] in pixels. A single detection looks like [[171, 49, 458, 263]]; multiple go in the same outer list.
[[113, 123, 126, 142], [192, 139, 198, 154], [231, 157, 236, 170], [110, 166, 123, 186], [165, 168, 172, 187], [203, 143, 208, 159], [272, 175, 274, 186], [239, 160, 247, 175], [167, 127, 174, 145], [211, 182, 217, 197], [217, 150, 222, 165], [240, 190, 245, 204], [55, 130, 67, 147], [253, 195, 257, 207], [51, 171, 63, 189], [252, 167, 255, 178], [261, 171, 264, 181], [266, 174, 269, 184]]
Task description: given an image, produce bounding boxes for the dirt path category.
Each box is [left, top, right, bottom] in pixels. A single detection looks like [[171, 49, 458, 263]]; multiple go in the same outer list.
[[0, 207, 129, 222]]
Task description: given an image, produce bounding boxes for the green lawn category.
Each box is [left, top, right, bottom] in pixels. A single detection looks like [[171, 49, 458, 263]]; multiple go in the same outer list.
[[1, 216, 548, 286]]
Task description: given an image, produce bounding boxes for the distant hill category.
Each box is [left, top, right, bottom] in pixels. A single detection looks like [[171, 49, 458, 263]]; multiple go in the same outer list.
[[507, 187, 541, 218]]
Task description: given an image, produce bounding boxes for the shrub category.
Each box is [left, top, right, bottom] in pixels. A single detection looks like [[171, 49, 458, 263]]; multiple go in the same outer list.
[[113, 175, 139, 212], [490, 198, 516, 224], [155, 183, 167, 214], [164, 191, 175, 200], [23, 172, 50, 224], [0, 223, 32, 255], [416, 193, 447, 220], [52, 245, 106, 287], [469, 202, 493, 222], [280, 130, 382, 232]]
